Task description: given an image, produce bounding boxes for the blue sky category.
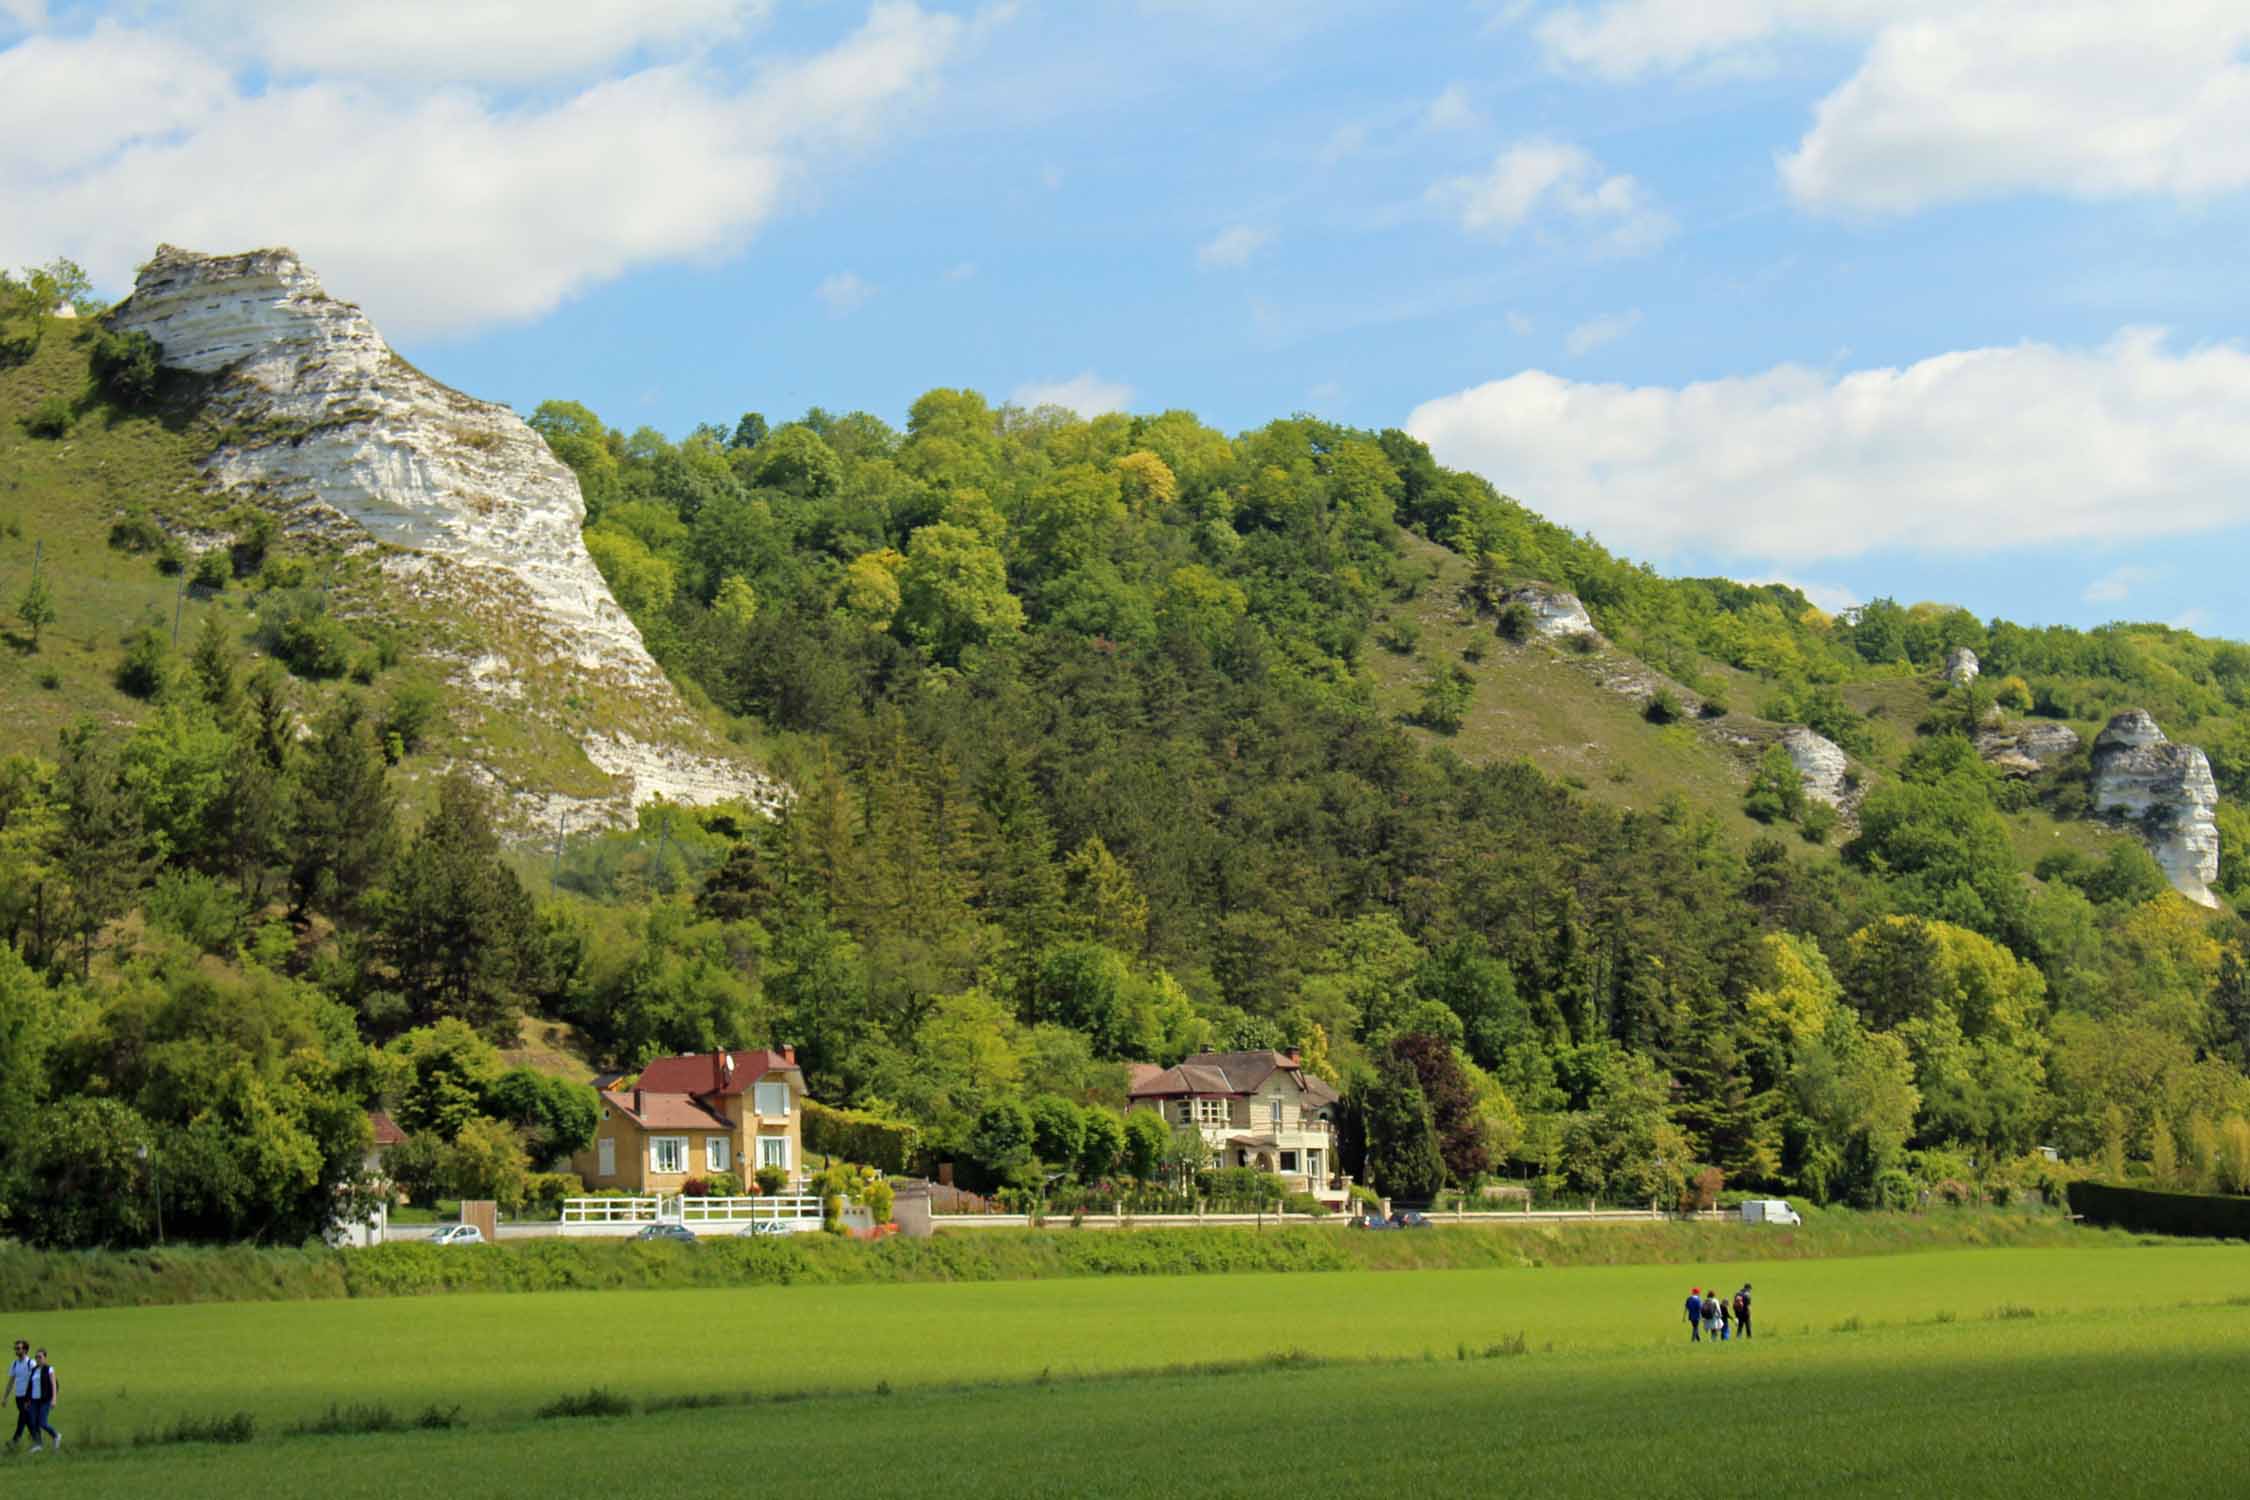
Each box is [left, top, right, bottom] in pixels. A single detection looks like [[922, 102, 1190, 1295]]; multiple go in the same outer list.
[[8, 1, 2250, 637]]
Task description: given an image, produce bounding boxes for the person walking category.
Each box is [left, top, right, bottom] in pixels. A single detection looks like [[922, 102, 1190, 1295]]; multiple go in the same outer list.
[[1685, 1287, 1704, 1342], [1702, 1284, 1720, 1342], [1717, 1290, 1732, 1341], [1734, 1284, 1753, 1340], [22, 1350, 56, 1454], [7, 1341, 32, 1452]]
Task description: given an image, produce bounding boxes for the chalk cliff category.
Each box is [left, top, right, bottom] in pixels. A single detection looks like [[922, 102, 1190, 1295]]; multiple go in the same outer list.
[[2089, 709, 2220, 908], [107, 245, 780, 825]]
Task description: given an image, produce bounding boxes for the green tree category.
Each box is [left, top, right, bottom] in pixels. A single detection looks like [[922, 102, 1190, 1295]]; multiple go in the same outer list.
[[1743, 746, 1805, 824], [15, 560, 55, 650], [1028, 1092, 1086, 1169], [1359, 1050, 1445, 1200], [290, 698, 397, 923], [967, 1097, 1037, 1192], [1122, 1106, 1171, 1181], [374, 771, 532, 1038], [896, 523, 1024, 663], [1078, 1107, 1126, 1180]]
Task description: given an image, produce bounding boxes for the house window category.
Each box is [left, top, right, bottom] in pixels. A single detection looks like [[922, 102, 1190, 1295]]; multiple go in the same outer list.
[[754, 1081, 790, 1118], [706, 1136, 731, 1174], [1269, 1100, 1283, 1130], [1306, 1150, 1321, 1182], [1176, 1101, 1195, 1125], [650, 1136, 688, 1175], [1280, 1150, 1299, 1173], [596, 1137, 615, 1178], [1195, 1099, 1228, 1127], [758, 1136, 791, 1172]]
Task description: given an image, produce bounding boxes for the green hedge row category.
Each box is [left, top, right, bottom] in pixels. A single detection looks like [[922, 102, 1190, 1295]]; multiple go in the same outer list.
[[0, 1208, 2095, 1313], [2066, 1180, 2250, 1238], [802, 1099, 922, 1175]]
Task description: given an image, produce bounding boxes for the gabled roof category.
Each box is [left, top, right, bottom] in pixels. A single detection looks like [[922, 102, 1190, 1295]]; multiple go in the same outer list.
[[367, 1109, 408, 1147], [599, 1090, 734, 1131], [633, 1049, 800, 1099], [1127, 1050, 1340, 1107]]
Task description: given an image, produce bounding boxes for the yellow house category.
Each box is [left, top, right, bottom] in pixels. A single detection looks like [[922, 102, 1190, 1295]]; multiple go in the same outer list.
[[573, 1047, 807, 1193]]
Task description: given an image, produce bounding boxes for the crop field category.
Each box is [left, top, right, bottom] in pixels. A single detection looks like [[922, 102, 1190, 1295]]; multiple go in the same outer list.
[[12, 1239, 2250, 1496]]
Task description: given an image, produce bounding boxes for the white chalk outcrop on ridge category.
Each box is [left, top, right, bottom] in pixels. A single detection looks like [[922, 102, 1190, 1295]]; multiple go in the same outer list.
[[2090, 709, 2221, 908], [109, 245, 780, 824]]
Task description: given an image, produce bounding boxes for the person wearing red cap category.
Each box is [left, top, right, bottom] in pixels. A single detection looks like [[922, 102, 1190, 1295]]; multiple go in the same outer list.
[[1685, 1286, 1704, 1341]]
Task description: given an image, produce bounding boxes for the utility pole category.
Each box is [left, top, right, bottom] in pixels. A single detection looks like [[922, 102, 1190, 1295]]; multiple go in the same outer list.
[[551, 811, 569, 889], [172, 575, 186, 646]]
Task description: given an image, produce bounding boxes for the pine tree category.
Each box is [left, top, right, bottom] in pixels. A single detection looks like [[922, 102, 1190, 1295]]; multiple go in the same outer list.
[[290, 697, 396, 923], [16, 561, 55, 650], [188, 611, 239, 712], [374, 771, 529, 1038], [50, 724, 150, 978], [1361, 1051, 1445, 1200]]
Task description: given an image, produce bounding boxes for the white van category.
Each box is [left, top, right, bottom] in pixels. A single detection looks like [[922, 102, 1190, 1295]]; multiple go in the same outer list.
[[1740, 1199, 1802, 1227]]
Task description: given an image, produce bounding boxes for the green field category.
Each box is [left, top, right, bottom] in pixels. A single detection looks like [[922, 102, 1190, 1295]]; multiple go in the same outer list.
[[12, 1239, 2250, 1495]]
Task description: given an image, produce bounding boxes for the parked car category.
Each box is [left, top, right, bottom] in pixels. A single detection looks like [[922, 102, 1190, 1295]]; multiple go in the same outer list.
[[428, 1224, 484, 1246], [1347, 1212, 1393, 1230], [634, 1222, 698, 1243], [1740, 1198, 1802, 1227], [736, 1220, 791, 1237], [1389, 1210, 1433, 1229]]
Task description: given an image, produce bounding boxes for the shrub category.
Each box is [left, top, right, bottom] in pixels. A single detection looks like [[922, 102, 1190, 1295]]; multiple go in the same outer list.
[[139, 1411, 256, 1446], [192, 549, 231, 590], [380, 677, 444, 757], [146, 869, 248, 954], [1643, 689, 1682, 725], [1494, 602, 1536, 642], [538, 1387, 633, 1420], [803, 1100, 921, 1176], [263, 592, 355, 679], [21, 395, 71, 438], [1699, 695, 1730, 719], [115, 624, 170, 698], [1562, 631, 1598, 655], [90, 326, 163, 405], [109, 508, 167, 553], [1798, 802, 1838, 845], [2067, 1180, 2250, 1238], [1378, 617, 1420, 654], [754, 1165, 787, 1196]]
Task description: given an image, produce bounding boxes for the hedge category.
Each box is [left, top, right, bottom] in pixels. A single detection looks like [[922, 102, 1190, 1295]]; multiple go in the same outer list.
[[0, 1207, 2097, 1313], [802, 1099, 921, 1175], [2066, 1180, 2250, 1238]]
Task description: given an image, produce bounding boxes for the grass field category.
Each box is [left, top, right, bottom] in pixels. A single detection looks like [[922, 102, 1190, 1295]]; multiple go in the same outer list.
[[10, 1239, 2249, 1494]]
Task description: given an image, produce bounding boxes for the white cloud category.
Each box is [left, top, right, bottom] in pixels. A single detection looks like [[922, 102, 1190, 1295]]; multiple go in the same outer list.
[[1531, 0, 1900, 81], [0, 3, 966, 336], [1405, 328, 2250, 565], [1430, 138, 1674, 256], [1531, 1, 2250, 214], [1423, 83, 1480, 131], [815, 271, 875, 315], [2083, 565, 2158, 604], [1564, 309, 1639, 355], [0, 0, 46, 30], [205, 0, 769, 85], [1011, 371, 1134, 416], [1781, 3, 2250, 214], [1196, 225, 1271, 269]]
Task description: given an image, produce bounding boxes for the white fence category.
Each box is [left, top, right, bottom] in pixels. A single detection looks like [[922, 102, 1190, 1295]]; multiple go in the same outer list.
[[560, 1195, 824, 1227]]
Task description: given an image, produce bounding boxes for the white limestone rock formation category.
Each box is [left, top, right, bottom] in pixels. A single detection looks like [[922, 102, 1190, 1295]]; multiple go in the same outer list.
[[107, 245, 780, 826], [2090, 709, 2221, 908], [1499, 584, 1594, 639], [1946, 647, 1980, 686], [1782, 726, 1851, 808], [1978, 722, 2082, 777]]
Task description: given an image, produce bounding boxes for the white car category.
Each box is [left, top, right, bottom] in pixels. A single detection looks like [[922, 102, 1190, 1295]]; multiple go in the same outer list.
[[429, 1223, 486, 1245], [1740, 1199, 1802, 1227], [737, 1220, 792, 1237]]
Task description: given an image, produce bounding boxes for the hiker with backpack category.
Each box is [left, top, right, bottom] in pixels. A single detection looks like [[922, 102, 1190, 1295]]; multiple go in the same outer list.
[[1685, 1287, 1704, 1342], [1717, 1290, 1732, 1341], [1734, 1285, 1753, 1339], [1702, 1282, 1721, 1341]]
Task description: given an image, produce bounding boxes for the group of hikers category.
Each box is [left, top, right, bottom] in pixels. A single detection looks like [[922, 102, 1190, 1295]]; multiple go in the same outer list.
[[8, 1341, 60, 1454], [1685, 1284, 1752, 1342]]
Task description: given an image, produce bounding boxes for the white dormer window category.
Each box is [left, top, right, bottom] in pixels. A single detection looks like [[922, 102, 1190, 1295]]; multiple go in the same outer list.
[[754, 1081, 790, 1118], [1195, 1099, 1228, 1127]]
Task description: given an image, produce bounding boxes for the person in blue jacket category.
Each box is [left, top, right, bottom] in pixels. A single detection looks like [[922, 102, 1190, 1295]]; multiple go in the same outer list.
[[1685, 1286, 1704, 1341]]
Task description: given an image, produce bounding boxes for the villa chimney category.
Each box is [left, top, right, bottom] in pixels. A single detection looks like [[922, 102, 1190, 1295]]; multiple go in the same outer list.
[[1285, 1048, 1302, 1067], [633, 1087, 643, 1115], [782, 1044, 796, 1065]]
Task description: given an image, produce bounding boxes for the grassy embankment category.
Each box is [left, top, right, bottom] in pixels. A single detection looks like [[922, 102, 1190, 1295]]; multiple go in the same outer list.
[[0, 1208, 2096, 1313], [14, 1244, 2250, 1497]]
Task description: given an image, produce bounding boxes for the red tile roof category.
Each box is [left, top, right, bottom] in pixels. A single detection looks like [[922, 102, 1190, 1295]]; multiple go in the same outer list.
[[1126, 1050, 1340, 1107], [599, 1090, 733, 1131], [633, 1048, 800, 1098], [367, 1109, 408, 1147]]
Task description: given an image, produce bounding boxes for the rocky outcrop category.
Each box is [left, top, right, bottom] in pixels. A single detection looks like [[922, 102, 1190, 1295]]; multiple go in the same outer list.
[[1978, 721, 2082, 777], [2090, 709, 2220, 907], [1946, 647, 1980, 686], [108, 245, 781, 826], [1498, 584, 1594, 639], [1782, 726, 1850, 808]]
